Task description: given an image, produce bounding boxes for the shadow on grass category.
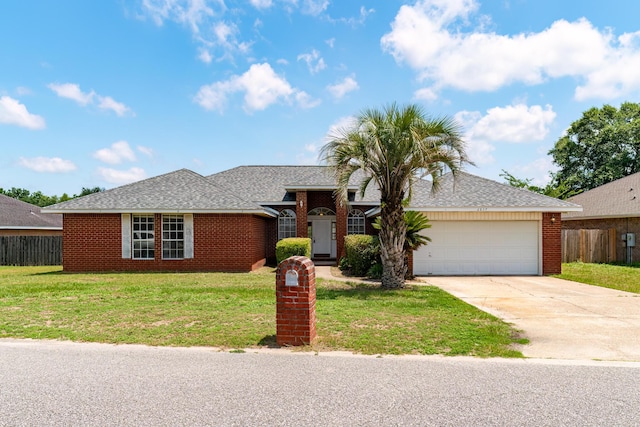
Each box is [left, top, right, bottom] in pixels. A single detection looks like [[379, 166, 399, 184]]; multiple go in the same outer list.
[[258, 335, 278, 348], [316, 283, 408, 301]]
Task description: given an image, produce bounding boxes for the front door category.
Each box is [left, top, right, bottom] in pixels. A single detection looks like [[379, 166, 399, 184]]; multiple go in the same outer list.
[[312, 220, 331, 256]]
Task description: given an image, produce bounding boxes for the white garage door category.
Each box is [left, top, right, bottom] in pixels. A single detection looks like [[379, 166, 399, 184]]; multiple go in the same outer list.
[[413, 221, 539, 275]]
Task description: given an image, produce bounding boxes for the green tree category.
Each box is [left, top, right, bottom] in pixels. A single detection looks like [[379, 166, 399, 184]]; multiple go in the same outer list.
[[549, 102, 640, 195], [373, 210, 432, 252], [322, 103, 470, 289], [499, 170, 575, 199]]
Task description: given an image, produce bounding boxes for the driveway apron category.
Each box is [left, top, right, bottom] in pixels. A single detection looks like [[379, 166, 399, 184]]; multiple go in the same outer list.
[[422, 276, 640, 361]]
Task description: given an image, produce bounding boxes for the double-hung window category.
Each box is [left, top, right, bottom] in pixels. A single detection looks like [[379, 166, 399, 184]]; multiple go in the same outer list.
[[347, 209, 365, 235], [278, 209, 296, 240], [162, 215, 184, 259], [132, 215, 155, 259]]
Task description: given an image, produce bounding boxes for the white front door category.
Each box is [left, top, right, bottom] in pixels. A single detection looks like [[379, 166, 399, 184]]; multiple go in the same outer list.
[[312, 220, 332, 256]]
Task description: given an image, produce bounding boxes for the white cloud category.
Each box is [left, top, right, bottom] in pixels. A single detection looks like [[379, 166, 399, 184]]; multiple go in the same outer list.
[[18, 157, 76, 173], [325, 38, 335, 48], [140, 0, 252, 62], [96, 167, 146, 185], [295, 91, 322, 109], [195, 62, 315, 113], [250, 0, 273, 10], [296, 143, 320, 165], [15, 86, 32, 96], [137, 145, 155, 157], [464, 104, 556, 143], [297, 49, 327, 74], [301, 0, 329, 16], [454, 103, 556, 165], [198, 48, 213, 63], [381, 0, 640, 100], [0, 96, 46, 130], [93, 140, 137, 164], [49, 82, 133, 116], [141, 0, 216, 33], [325, 115, 357, 142], [327, 75, 359, 99], [511, 156, 557, 187], [414, 87, 438, 102], [97, 96, 133, 117], [48, 83, 95, 105]]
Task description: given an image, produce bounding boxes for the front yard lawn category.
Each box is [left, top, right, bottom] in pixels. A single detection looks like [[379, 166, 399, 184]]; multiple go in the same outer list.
[[556, 262, 640, 294], [0, 266, 524, 357]]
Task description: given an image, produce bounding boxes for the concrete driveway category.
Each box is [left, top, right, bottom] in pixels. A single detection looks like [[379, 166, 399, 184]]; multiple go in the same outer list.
[[421, 276, 640, 362]]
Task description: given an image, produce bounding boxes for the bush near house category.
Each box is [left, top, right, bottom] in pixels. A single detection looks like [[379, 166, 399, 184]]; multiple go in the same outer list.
[[341, 234, 381, 277], [275, 238, 311, 264]]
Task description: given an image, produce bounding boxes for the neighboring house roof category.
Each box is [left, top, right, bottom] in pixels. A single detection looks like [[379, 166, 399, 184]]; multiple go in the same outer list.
[[563, 172, 640, 220], [207, 165, 380, 204], [43, 169, 269, 215], [408, 172, 582, 212], [42, 166, 581, 215], [0, 194, 62, 229]]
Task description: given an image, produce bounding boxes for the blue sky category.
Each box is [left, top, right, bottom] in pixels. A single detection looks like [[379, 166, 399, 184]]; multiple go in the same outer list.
[[2, 0, 640, 196]]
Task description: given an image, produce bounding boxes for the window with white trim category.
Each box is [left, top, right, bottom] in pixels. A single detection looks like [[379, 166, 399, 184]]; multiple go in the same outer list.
[[132, 215, 155, 259], [162, 215, 184, 259], [347, 209, 366, 235], [278, 209, 296, 240]]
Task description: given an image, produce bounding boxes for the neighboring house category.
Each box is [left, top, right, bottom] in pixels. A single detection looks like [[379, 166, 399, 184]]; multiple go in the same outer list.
[[0, 194, 63, 266], [42, 166, 581, 275], [562, 172, 640, 263], [0, 194, 62, 236]]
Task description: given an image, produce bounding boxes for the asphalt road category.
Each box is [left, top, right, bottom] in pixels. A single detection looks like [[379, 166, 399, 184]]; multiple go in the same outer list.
[[1, 339, 639, 426]]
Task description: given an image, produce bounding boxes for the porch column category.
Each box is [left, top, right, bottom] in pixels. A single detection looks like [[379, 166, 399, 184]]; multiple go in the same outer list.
[[335, 198, 347, 259], [296, 191, 308, 238]]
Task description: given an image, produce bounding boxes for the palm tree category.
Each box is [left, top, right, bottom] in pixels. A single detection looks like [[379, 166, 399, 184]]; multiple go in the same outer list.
[[322, 103, 470, 289]]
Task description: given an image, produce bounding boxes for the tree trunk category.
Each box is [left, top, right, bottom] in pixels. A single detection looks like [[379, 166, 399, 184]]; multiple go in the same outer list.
[[379, 202, 407, 289]]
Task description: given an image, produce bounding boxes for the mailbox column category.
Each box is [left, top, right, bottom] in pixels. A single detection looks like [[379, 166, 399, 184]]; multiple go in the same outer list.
[[275, 256, 317, 346]]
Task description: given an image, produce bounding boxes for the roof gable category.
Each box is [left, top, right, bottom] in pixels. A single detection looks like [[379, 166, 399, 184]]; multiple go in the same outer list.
[[564, 172, 640, 219], [207, 165, 380, 203], [0, 194, 62, 229], [408, 172, 581, 211], [43, 169, 265, 213]]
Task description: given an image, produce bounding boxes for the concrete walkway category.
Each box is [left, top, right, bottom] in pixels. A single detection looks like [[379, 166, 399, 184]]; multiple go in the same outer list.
[[422, 276, 640, 362]]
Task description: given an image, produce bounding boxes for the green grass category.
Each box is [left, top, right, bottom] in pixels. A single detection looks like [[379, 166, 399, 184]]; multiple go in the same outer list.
[[0, 266, 524, 357], [556, 262, 640, 294]]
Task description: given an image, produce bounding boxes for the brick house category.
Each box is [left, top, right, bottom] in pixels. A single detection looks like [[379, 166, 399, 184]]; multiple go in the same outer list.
[[43, 166, 580, 275], [562, 172, 640, 263]]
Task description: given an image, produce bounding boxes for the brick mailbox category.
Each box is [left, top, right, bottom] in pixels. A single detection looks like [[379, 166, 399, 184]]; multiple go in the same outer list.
[[275, 256, 317, 346]]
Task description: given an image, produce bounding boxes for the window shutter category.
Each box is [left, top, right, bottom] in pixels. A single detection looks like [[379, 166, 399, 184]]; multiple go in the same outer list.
[[121, 214, 131, 259], [184, 214, 194, 259]]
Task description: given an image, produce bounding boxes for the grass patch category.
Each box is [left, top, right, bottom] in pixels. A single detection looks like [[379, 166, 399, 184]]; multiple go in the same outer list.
[[555, 262, 640, 294], [0, 266, 523, 357]]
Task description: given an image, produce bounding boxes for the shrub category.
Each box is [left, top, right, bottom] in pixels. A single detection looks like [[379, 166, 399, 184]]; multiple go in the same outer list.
[[275, 238, 311, 264], [343, 234, 381, 277]]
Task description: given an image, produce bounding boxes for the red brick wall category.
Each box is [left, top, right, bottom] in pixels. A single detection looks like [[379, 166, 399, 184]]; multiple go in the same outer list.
[[295, 191, 308, 238], [562, 217, 640, 263], [542, 212, 562, 275], [62, 213, 266, 272], [307, 191, 335, 211]]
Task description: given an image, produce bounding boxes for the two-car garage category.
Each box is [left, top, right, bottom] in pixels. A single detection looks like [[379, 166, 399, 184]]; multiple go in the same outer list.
[[412, 214, 541, 276]]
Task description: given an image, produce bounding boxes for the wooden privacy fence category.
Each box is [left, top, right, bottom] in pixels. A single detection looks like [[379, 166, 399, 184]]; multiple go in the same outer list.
[[0, 236, 62, 266], [562, 229, 616, 263]]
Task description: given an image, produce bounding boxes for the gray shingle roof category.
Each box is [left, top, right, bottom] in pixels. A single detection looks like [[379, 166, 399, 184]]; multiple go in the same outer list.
[[206, 165, 380, 203], [0, 194, 62, 229], [408, 172, 582, 211], [41, 166, 581, 214], [43, 169, 265, 213], [563, 172, 640, 219]]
